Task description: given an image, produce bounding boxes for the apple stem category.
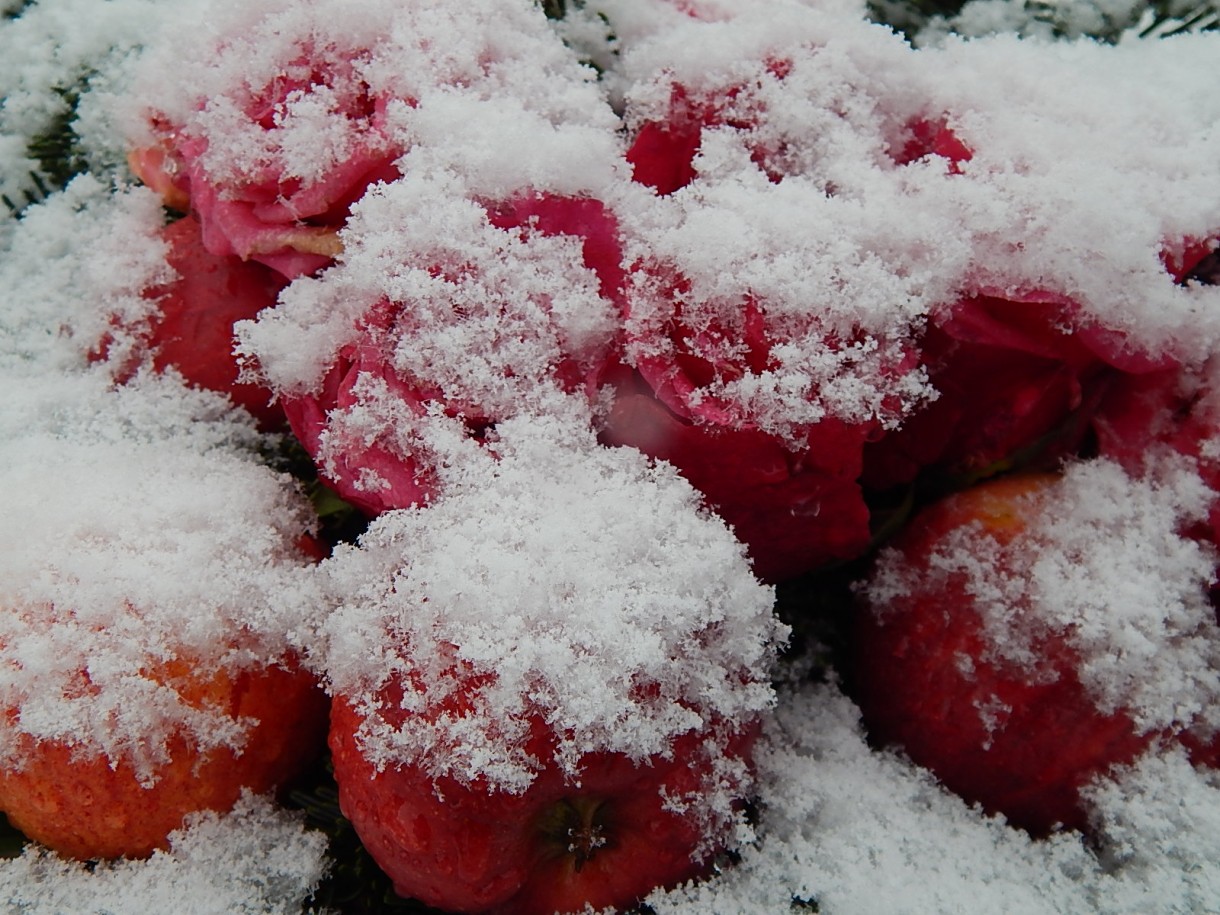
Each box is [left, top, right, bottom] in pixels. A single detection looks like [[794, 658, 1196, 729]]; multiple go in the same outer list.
[[567, 818, 607, 872]]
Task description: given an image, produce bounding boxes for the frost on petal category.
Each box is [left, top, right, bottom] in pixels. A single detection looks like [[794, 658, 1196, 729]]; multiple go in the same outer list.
[[120, 0, 619, 277], [244, 172, 624, 516]]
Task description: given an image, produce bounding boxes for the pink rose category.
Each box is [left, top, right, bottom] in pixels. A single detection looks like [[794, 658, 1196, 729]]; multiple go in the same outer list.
[[625, 58, 974, 196], [624, 56, 809, 195], [601, 267, 880, 582], [280, 193, 624, 515], [890, 116, 973, 173], [131, 51, 403, 280], [863, 287, 1164, 491]]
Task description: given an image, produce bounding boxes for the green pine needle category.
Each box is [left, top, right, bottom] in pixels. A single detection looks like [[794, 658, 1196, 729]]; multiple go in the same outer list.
[[27, 86, 87, 192], [867, 0, 1220, 41], [4, 81, 91, 218], [1139, 0, 1220, 35]]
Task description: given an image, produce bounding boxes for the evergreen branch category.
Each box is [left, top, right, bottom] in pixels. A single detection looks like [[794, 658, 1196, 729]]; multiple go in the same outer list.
[[3, 81, 92, 219], [869, 0, 1220, 42], [2, 172, 53, 219], [1139, 0, 1220, 35], [27, 84, 88, 193]]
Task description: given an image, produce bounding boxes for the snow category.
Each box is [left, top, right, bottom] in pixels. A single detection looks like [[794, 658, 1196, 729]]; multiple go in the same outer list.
[[0, 793, 329, 915], [0, 177, 170, 373], [0, 363, 324, 778], [241, 170, 619, 402], [120, 0, 618, 191], [651, 682, 1220, 915], [2, 0, 1220, 910]]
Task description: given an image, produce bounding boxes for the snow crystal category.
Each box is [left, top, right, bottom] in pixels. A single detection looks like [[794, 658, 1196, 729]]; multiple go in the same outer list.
[[121, 0, 618, 189], [320, 416, 784, 793], [649, 682, 1101, 915], [0, 179, 169, 374], [0, 0, 188, 219], [913, 32, 1220, 365], [605, 2, 1220, 436], [616, 173, 954, 436], [0, 793, 329, 915], [916, 0, 1151, 44], [241, 169, 619, 404], [4, 0, 1220, 909], [1085, 749, 1220, 912]]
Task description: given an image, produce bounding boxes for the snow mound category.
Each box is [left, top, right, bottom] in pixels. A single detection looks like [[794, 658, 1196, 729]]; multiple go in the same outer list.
[[0, 792, 329, 915]]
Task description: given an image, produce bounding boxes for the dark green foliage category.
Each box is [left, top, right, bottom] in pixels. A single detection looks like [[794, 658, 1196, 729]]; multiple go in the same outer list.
[[3, 81, 92, 218], [867, 0, 969, 38], [1137, 0, 1220, 35], [867, 0, 1220, 42], [0, 813, 27, 859], [1, 170, 50, 217], [259, 433, 370, 549], [26, 85, 88, 192]]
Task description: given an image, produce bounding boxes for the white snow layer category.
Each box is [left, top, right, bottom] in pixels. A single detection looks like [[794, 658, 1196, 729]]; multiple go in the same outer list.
[[0, 793, 329, 915]]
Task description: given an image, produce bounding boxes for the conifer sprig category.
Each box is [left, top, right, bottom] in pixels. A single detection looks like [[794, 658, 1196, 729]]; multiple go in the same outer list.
[[2, 81, 90, 218], [867, 0, 1220, 42]]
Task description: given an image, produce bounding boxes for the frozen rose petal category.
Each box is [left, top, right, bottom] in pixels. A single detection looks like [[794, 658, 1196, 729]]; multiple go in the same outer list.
[[137, 47, 404, 280]]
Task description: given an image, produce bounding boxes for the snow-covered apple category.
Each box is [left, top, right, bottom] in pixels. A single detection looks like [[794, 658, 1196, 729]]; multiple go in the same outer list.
[[329, 686, 756, 914], [0, 382, 331, 860], [318, 421, 783, 912], [851, 464, 1220, 835], [0, 653, 326, 860]]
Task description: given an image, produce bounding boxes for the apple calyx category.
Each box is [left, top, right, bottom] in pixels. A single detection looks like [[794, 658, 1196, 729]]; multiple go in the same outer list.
[[536, 795, 613, 873]]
